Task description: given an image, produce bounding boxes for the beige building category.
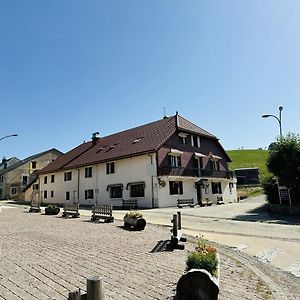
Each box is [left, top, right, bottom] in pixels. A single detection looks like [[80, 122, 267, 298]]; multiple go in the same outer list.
[[0, 149, 63, 200], [36, 114, 237, 208]]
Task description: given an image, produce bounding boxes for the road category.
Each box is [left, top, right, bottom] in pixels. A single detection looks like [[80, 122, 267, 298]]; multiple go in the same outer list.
[[109, 196, 300, 277]]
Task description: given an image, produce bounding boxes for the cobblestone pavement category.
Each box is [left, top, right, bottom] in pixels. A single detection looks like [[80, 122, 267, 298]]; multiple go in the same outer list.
[[0, 205, 298, 300]]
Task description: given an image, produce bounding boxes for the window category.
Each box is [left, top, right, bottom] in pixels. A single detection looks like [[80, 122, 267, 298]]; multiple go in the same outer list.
[[44, 190, 47, 199], [51, 174, 55, 183], [44, 176, 47, 184], [106, 162, 115, 174], [33, 184, 39, 190], [110, 186, 123, 198], [51, 191, 54, 198], [169, 155, 181, 167], [85, 167, 93, 178], [210, 160, 220, 171], [130, 183, 145, 197], [212, 182, 222, 194], [22, 175, 28, 185], [11, 187, 17, 195], [31, 161, 37, 169], [178, 133, 188, 145], [64, 172, 72, 181], [191, 135, 200, 147], [66, 191, 70, 200], [85, 189, 94, 199], [169, 181, 183, 195], [0, 176, 3, 182]]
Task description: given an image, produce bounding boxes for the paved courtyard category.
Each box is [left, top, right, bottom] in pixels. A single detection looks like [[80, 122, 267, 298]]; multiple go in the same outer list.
[[0, 204, 288, 300]]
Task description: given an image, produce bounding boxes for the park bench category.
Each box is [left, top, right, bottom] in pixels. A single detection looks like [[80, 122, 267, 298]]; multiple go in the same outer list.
[[177, 198, 195, 208], [91, 205, 114, 222], [122, 199, 138, 209], [217, 196, 225, 205], [29, 200, 41, 213], [62, 204, 80, 218]]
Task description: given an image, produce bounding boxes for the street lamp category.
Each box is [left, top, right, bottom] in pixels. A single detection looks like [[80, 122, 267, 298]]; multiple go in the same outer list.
[[262, 106, 283, 139], [0, 134, 18, 142]]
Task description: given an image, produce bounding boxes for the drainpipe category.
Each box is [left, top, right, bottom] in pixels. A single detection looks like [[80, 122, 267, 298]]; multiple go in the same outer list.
[[38, 176, 41, 204], [147, 153, 155, 208], [95, 164, 99, 206], [77, 169, 80, 205]]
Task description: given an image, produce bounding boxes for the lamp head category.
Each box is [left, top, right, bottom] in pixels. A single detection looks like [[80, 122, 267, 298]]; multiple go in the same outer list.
[[262, 114, 271, 118], [279, 106, 283, 111]]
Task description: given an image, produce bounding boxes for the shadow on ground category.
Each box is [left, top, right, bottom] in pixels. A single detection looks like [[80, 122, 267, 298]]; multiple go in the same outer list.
[[233, 203, 300, 225]]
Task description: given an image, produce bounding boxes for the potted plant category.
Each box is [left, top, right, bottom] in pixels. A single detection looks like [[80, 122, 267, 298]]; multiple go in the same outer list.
[[176, 237, 220, 300], [45, 204, 60, 215], [123, 211, 146, 230], [186, 238, 219, 278]]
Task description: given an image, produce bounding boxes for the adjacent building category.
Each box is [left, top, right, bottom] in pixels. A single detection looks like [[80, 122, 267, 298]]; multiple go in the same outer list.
[[234, 167, 260, 185], [36, 114, 237, 208], [0, 149, 63, 200]]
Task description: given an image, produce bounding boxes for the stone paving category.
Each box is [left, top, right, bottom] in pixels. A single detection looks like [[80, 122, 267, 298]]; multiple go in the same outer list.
[[0, 205, 290, 299]]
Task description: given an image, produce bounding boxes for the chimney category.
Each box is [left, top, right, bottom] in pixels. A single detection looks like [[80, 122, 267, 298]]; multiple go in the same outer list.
[[91, 132, 100, 145], [2, 157, 7, 169]]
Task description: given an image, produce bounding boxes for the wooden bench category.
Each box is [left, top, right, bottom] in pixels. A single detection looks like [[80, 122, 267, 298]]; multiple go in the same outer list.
[[62, 204, 80, 218], [122, 199, 138, 209], [29, 200, 41, 213], [177, 198, 195, 208], [217, 196, 225, 205], [91, 205, 114, 222]]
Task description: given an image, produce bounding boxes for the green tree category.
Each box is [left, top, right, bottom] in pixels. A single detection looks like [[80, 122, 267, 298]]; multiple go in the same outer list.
[[266, 133, 300, 205]]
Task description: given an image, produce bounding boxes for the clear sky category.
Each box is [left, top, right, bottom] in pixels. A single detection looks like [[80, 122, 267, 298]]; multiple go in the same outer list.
[[0, 1, 299, 159]]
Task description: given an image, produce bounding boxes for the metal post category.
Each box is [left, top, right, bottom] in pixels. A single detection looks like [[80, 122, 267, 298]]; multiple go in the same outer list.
[[177, 211, 181, 230], [172, 214, 178, 238], [87, 276, 105, 300]]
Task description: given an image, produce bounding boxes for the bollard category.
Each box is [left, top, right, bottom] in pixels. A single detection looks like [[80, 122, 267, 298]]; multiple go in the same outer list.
[[68, 289, 81, 300], [172, 214, 178, 238], [177, 211, 181, 230], [87, 276, 105, 300]]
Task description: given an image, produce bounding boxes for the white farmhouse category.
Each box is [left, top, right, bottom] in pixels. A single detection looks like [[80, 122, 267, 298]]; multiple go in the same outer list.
[[34, 113, 237, 208]]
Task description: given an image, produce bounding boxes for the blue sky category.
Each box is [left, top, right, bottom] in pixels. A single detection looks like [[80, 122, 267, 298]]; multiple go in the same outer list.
[[0, 1, 299, 159]]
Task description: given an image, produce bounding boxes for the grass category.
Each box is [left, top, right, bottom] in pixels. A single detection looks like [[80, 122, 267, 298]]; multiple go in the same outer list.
[[227, 149, 271, 181], [237, 186, 264, 199]]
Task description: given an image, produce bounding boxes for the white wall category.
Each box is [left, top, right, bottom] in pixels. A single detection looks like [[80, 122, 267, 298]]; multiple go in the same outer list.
[[39, 154, 157, 208], [156, 177, 196, 207]]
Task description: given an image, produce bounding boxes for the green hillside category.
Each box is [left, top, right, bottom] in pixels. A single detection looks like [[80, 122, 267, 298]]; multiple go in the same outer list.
[[227, 149, 270, 181]]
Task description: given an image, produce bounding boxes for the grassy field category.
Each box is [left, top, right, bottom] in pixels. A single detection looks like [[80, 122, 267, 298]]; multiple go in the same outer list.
[[227, 149, 270, 181]]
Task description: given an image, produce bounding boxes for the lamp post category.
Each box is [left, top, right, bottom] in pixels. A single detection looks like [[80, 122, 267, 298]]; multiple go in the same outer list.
[[262, 106, 283, 139], [0, 134, 18, 142]]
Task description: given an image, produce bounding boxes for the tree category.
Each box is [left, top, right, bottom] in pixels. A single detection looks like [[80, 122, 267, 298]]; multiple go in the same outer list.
[[265, 133, 300, 205]]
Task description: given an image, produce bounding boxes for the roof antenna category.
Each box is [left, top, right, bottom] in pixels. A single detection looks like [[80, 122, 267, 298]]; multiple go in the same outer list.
[[163, 107, 168, 119]]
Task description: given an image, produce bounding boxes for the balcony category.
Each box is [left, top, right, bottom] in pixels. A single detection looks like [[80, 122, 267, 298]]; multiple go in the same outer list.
[[158, 166, 234, 179]]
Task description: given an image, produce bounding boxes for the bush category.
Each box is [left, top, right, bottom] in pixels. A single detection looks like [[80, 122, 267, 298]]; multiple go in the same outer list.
[[262, 176, 280, 204], [186, 238, 219, 277], [45, 205, 60, 215]]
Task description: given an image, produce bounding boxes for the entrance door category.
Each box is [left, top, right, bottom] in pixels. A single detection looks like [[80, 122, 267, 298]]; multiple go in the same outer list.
[[196, 184, 203, 206]]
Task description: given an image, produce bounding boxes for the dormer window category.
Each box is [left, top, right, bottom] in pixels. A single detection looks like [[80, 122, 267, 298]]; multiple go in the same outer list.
[[191, 135, 200, 147], [168, 149, 182, 167], [209, 153, 222, 171], [178, 133, 188, 145], [133, 137, 143, 144]]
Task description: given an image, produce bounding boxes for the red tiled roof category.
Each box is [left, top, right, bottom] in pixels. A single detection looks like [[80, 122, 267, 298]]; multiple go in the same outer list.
[[39, 114, 218, 174]]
